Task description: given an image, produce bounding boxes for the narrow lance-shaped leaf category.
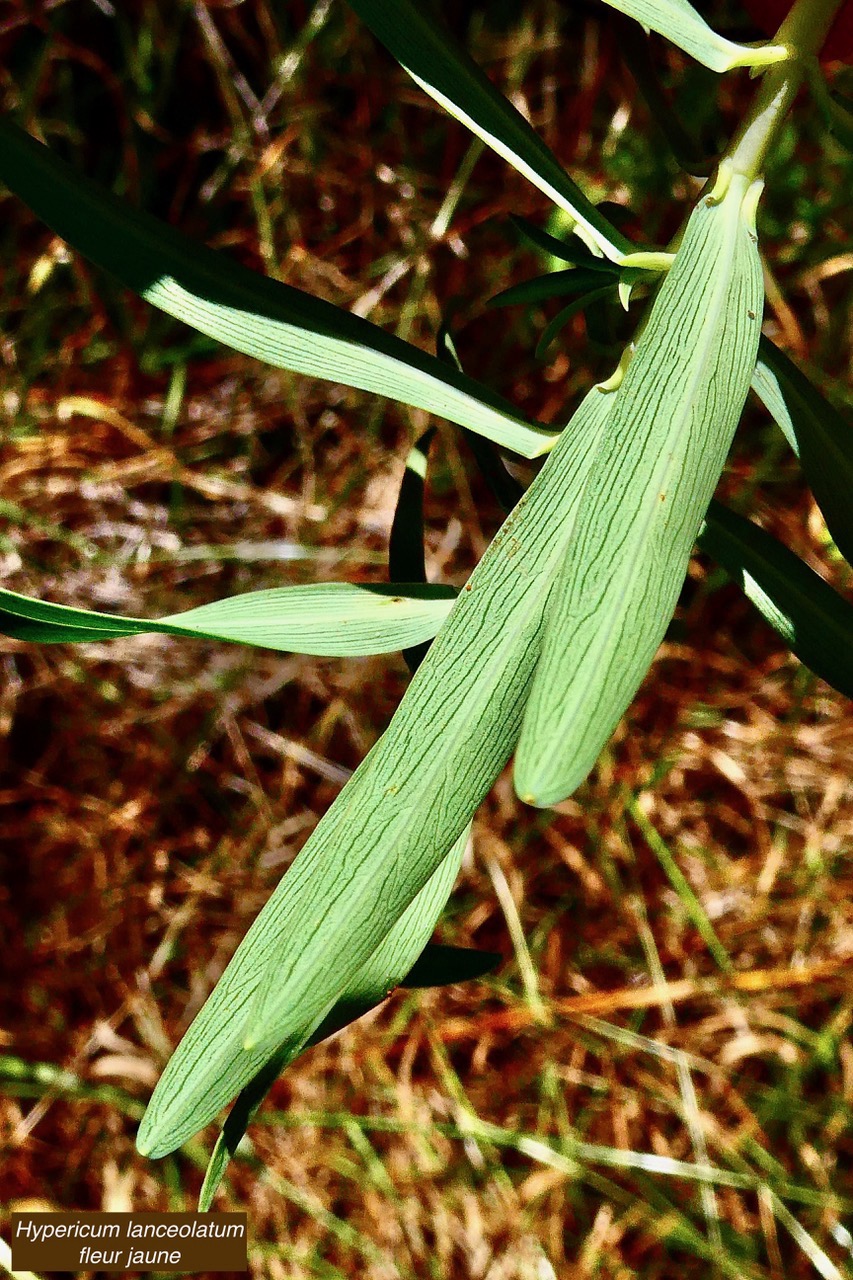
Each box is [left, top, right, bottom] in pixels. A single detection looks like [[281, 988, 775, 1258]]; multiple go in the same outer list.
[[197, 822, 475, 1208], [535, 286, 618, 359], [436, 319, 524, 516], [751, 335, 853, 566], [0, 119, 555, 459], [750, 343, 795, 450], [487, 268, 616, 311], [699, 500, 853, 699], [197, 1048, 291, 1213], [137, 381, 619, 1159], [509, 214, 622, 272], [399, 942, 501, 988], [825, 88, 853, 151], [584, 291, 631, 355], [389, 428, 436, 673], [389, 431, 435, 590], [0, 582, 456, 657], [600, 0, 787, 72], [515, 165, 765, 807], [344, 0, 632, 263]]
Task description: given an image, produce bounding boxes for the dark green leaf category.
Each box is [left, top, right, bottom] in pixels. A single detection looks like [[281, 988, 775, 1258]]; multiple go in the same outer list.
[[487, 268, 613, 310], [437, 318, 524, 515], [535, 287, 617, 359], [752, 336, 853, 566], [509, 215, 621, 271], [401, 943, 502, 987], [389, 428, 435, 673], [616, 16, 714, 175], [699, 500, 853, 699]]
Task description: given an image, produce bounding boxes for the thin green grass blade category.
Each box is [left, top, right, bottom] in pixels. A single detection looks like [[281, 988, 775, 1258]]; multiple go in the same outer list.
[[0, 582, 456, 656], [600, 0, 787, 71], [752, 336, 853, 565], [515, 167, 764, 806], [699, 500, 853, 699], [344, 0, 632, 262], [196, 824, 471, 1207], [0, 118, 555, 459], [137, 382, 618, 1159]]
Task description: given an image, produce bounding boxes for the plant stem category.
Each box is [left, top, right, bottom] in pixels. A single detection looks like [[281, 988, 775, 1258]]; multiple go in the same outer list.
[[724, 0, 845, 180]]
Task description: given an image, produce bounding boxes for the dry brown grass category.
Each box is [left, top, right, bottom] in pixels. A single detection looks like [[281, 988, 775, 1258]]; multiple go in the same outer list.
[[0, 2, 852, 1277]]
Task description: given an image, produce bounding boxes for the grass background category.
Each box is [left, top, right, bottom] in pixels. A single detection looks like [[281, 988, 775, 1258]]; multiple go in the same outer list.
[[0, 1, 852, 1276]]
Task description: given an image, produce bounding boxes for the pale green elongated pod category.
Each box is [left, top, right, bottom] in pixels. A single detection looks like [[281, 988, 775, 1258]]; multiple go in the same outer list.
[[514, 168, 764, 808], [196, 821, 472, 1210], [138, 385, 617, 1159], [142, 822, 468, 1166]]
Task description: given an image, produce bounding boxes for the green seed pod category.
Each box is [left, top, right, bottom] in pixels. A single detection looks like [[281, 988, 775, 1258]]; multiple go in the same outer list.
[[514, 166, 765, 807]]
